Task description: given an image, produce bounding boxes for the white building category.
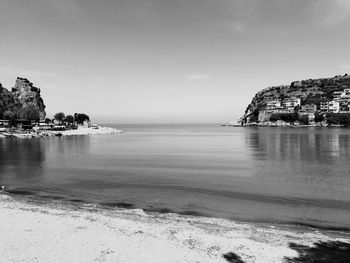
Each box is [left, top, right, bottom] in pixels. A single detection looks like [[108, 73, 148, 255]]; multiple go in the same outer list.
[[333, 91, 343, 100], [320, 101, 329, 112], [328, 100, 340, 113], [282, 97, 300, 110], [266, 100, 281, 109], [341, 89, 350, 99], [300, 104, 317, 113]]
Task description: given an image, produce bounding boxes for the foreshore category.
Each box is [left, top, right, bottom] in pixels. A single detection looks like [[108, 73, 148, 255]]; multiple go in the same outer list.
[[0, 126, 123, 139], [0, 194, 349, 263]]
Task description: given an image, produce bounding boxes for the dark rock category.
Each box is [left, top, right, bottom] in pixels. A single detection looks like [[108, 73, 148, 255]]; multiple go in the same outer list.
[[285, 241, 350, 263], [222, 252, 245, 263], [0, 77, 46, 120]]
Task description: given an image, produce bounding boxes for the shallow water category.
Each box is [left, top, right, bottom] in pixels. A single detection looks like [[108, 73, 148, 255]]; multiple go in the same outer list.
[[0, 124, 349, 229]]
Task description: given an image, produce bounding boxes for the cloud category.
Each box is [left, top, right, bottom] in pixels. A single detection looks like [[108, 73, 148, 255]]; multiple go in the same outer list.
[[183, 74, 211, 80]]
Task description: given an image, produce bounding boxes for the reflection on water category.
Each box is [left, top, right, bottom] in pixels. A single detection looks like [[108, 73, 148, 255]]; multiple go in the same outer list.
[[0, 139, 45, 183], [0, 125, 350, 229], [244, 128, 350, 202], [245, 128, 350, 162]]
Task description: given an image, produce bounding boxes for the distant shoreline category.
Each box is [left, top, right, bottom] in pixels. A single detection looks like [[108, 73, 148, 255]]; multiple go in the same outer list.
[[221, 122, 348, 128], [0, 126, 123, 139]]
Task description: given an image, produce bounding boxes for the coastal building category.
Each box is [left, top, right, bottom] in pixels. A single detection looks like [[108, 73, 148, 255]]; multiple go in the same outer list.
[[300, 104, 317, 113], [333, 91, 343, 100], [282, 97, 300, 111], [341, 88, 350, 99], [0, 120, 10, 127], [328, 100, 340, 113], [33, 121, 53, 131], [299, 112, 315, 122], [339, 100, 350, 113], [320, 101, 329, 112], [14, 119, 33, 130], [266, 100, 281, 111]]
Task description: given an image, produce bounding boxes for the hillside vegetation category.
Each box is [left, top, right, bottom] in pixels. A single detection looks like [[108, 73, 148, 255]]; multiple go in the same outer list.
[[243, 74, 350, 126], [0, 77, 46, 121]]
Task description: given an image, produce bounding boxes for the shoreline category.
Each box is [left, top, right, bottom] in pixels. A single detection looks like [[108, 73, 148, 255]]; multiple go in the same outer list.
[[223, 123, 347, 128], [0, 126, 123, 139], [1, 193, 349, 263]]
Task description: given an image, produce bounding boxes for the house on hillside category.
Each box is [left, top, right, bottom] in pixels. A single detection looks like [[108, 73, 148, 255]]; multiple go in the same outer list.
[[333, 91, 343, 100], [341, 89, 350, 99], [300, 104, 317, 113], [339, 100, 350, 113], [320, 101, 329, 112], [328, 100, 340, 113], [266, 100, 281, 110], [282, 97, 300, 111]]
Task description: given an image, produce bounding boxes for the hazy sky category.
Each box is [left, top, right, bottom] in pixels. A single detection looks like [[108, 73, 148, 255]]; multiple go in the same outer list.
[[1, 0, 350, 123]]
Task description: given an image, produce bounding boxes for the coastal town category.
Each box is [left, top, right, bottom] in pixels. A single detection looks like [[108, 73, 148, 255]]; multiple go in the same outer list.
[[241, 74, 350, 126]]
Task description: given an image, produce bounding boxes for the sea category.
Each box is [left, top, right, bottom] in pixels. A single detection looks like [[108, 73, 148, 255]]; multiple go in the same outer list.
[[1, 124, 350, 231]]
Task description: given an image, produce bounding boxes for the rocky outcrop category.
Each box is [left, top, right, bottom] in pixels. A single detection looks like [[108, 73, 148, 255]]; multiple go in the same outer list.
[[0, 83, 16, 114], [0, 77, 46, 120]]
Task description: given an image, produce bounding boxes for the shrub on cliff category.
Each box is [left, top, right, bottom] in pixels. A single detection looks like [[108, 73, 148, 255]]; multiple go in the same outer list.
[[19, 104, 40, 121], [314, 112, 325, 122], [269, 114, 280, 122], [326, 113, 350, 126], [299, 115, 309, 125], [280, 112, 299, 123], [268, 112, 299, 123]]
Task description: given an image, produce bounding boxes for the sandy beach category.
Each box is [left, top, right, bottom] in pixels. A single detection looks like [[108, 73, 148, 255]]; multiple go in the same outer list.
[[58, 126, 123, 136], [0, 126, 123, 139], [1, 194, 348, 263]]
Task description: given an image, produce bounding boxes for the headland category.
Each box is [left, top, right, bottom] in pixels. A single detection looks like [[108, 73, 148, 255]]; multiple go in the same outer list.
[[0, 77, 121, 138], [237, 74, 350, 127]]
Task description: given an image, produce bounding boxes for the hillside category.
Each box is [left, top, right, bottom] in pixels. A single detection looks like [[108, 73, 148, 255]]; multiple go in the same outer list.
[[0, 77, 46, 121], [242, 74, 350, 124]]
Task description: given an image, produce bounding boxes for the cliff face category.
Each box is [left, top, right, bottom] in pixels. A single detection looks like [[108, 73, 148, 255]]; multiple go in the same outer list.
[[0, 77, 46, 120], [242, 74, 350, 124]]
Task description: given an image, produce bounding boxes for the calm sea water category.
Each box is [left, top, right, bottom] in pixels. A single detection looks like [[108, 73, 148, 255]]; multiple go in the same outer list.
[[1, 124, 349, 229]]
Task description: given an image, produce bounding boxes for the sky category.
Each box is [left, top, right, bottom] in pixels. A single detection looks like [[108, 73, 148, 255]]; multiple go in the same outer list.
[[1, 0, 350, 123]]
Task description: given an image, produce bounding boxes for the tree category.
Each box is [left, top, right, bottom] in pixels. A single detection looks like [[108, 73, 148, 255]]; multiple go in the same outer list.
[[269, 114, 280, 122], [326, 113, 350, 126], [3, 110, 17, 125], [54, 112, 65, 124], [3, 110, 15, 120], [65, 115, 74, 124], [314, 112, 325, 123], [74, 113, 90, 125], [19, 104, 40, 121], [299, 115, 309, 125], [45, 118, 52, 124]]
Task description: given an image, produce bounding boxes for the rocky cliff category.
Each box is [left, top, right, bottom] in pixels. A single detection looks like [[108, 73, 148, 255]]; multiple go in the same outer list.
[[0, 77, 46, 120], [242, 74, 350, 124]]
